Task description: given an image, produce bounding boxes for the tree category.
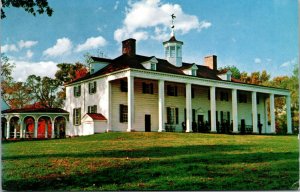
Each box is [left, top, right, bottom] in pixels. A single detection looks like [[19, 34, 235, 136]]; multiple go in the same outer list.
[[2, 81, 32, 109], [1, 53, 15, 82], [1, 0, 53, 19], [55, 62, 88, 84], [26, 75, 62, 108], [260, 70, 270, 85], [218, 65, 241, 79]]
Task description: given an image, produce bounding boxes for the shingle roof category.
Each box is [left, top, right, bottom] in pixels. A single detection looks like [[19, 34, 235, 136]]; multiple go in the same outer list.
[[86, 113, 107, 120], [68, 54, 222, 84], [2, 108, 69, 114]]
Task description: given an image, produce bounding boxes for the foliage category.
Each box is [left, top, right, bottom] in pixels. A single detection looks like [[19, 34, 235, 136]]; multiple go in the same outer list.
[[2, 133, 298, 190], [218, 65, 241, 79], [2, 81, 32, 108], [55, 62, 88, 84], [26, 75, 63, 108], [1, 53, 15, 82], [1, 0, 53, 19]]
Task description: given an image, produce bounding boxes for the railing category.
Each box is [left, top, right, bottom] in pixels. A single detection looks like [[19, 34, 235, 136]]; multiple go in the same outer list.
[[238, 125, 253, 133], [165, 124, 176, 132]]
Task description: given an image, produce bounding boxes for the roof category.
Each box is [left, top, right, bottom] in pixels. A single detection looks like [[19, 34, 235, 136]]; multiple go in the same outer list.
[[86, 113, 107, 120], [2, 108, 69, 114], [91, 56, 112, 63], [218, 69, 228, 74], [68, 54, 222, 84], [163, 35, 183, 45]]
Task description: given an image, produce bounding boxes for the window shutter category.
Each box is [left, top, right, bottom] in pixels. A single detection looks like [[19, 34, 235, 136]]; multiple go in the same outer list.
[[167, 107, 171, 123], [73, 108, 76, 125], [142, 82, 146, 93], [150, 83, 154, 94], [167, 85, 171, 95], [192, 109, 196, 122], [94, 105, 97, 113], [120, 105, 123, 122], [78, 85, 81, 96], [192, 88, 195, 98], [94, 81, 97, 93], [175, 86, 178, 96], [208, 110, 211, 124], [221, 111, 224, 122], [184, 108, 186, 122], [175, 108, 179, 124], [88, 83, 91, 93], [208, 91, 210, 100], [78, 108, 81, 124], [74, 87, 76, 96], [227, 111, 230, 122]]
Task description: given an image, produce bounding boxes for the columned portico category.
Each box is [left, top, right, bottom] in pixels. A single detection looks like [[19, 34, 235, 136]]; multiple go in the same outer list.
[[186, 83, 192, 132], [232, 89, 238, 133], [158, 80, 165, 132], [252, 92, 258, 133], [270, 93, 276, 133], [286, 95, 292, 134], [127, 75, 134, 132], [210, 86, 216, 132], [51, 120, 55, 138], [6, 120, 10, 139], [19, 120, 24, 138]]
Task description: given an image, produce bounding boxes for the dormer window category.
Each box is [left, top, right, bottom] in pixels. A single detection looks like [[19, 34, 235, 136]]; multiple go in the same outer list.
[[170, 46, 175, 57], [150, 63, 156, 70], [141, 57, 158, 71], [192, 69, 197, 76]]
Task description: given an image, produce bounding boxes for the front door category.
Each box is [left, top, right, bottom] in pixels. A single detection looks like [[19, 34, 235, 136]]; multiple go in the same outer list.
[[197, 115, 204, 132], [241, 119, 245, 134], [145, 115, 151, 132]]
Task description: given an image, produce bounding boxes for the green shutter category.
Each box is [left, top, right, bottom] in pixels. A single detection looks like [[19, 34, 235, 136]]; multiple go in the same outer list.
[[94, 81, 97, 93], [73, 108, 76, 125], [120, 105, 123, 122], [167, 107, 171, 123], [78, 85, 81, 96], [150, 83, 154, 94], [175, 108, 179, 124], [142, 82, 146, 93]]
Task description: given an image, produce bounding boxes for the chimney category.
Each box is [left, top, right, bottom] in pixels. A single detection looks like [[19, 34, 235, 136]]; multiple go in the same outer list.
[[204, 55, 217, 71], [122, 38, 136, 56]]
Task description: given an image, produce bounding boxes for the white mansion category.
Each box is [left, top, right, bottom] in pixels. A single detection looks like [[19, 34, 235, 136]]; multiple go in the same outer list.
[[64, 35, 292, 136]]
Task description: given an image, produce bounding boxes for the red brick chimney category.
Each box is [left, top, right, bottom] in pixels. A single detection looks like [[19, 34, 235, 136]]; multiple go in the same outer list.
[[122, 38, 136, 56], [204, 55, 217, 71]]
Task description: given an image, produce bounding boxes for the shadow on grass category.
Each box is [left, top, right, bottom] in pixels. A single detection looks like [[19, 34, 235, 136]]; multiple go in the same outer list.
[[2, 144, 298, 191]]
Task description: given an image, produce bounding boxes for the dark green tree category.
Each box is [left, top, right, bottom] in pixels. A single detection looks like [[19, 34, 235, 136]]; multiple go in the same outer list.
[[218, 65, 241, 79], [1, 0, 53, 19]]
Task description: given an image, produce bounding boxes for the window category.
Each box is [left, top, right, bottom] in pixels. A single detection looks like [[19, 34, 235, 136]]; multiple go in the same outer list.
[[88, 105, 97, 113], [239, 93, 247, 103], [88, 81, 97, 94], [73, 85, 81, 97], [220, 91, 229, 101], [257, 96, 260, 104], [167, 85, 178, 96], [192, 69, 197, 76], [142, 83, 154, 94], [167, 107, 179, 124], [120, 104, 128, 123], [165, 48, 170, 58], [73, 108, 81, 125], [120, 80, 128, 92], [150, 63, 156, 70], [176, 46, 181, 57], [170, 46, 175, 57]]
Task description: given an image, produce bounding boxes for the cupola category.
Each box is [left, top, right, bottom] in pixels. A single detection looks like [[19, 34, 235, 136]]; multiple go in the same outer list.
[[163, 14, 183, 67]]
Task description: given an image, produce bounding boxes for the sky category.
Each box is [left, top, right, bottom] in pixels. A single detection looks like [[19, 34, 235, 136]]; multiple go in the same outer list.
[[1, 0, 298, 82]]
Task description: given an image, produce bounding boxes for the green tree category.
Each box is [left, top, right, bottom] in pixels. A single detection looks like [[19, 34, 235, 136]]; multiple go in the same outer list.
[[218, 65, 241, 79], [26, 75, 62, 108], [1, 0, 53, 19], [1, 53, 15, 82]]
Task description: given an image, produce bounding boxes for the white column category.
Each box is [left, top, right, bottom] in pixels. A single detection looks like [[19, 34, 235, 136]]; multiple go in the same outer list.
[[270, 93, 276, 133], [45, 120, 48, 138], [6, 120, 10, 139], [186, 83, 192, 132], [286, 95, 292, 134], [34, 120, 38, 138], [210, 86, 217, 132], [51, 119, 55, 138], [232, 89, 239, 133], [19, 121, 23, 138], [252, 92, 258, 133], [264, 96, 269, 133], [127, 76, 134, 132], [158, 80, 165, 132], [13, 122, 17, 138], [106, 81, 112, 132]]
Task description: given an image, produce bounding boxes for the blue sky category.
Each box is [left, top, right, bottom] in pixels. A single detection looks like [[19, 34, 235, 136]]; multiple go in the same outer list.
[[1, 0, 298, 81]]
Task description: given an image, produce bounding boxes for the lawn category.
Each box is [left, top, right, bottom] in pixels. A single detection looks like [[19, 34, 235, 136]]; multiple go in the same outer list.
[[2, 133, 299, 190]]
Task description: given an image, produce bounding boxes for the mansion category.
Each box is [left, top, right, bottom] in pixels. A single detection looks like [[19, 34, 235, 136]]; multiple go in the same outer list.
[[64, 35, 292, 136]]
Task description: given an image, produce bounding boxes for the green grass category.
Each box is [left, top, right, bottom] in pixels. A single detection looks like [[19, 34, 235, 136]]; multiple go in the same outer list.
[[2, 133, 299, 190]]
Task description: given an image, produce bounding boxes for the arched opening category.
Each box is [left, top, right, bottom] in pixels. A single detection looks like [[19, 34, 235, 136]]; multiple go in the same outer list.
[[2, 117, 7, 139], [9, 116, 20, 138], [24, 116, 35, 138], [37, 116, 52, 139], [54, 116, 66, 138]]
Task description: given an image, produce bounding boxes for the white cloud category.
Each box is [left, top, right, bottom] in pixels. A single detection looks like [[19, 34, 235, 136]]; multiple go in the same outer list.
[[43, 37, 73, 57], [1, 44, 18, 52], [75, 36, 107, 52], [114, 0, 211, 42], [26, 50, 34, 59], [280, 57, 297, 67], [254, 58, 262, 64], [11, 60, 58, 82], [18, 40, 38, 49], [114, 1, 120, 10]]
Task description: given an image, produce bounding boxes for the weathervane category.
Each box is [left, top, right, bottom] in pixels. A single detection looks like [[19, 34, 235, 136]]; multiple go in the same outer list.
[[171, 13, 176, 36]]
